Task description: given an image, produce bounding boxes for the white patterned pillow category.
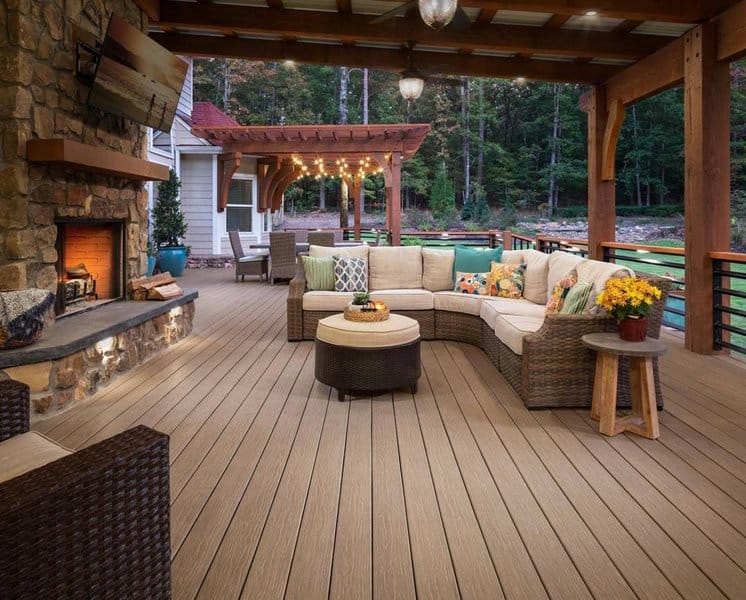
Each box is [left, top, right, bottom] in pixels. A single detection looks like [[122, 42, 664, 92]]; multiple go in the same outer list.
[[333, 256, 368, 292]]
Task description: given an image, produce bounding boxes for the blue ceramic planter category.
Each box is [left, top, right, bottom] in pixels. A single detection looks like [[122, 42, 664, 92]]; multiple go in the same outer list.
[[146, 255, 157, 277], [157, 246, 188, 277]]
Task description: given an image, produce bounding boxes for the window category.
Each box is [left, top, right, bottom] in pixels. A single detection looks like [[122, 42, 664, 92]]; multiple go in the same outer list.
[[226, 177, 253, 232]]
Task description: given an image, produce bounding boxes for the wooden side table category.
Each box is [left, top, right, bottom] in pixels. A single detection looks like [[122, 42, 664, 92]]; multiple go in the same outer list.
[[581, 333, 667, 439]]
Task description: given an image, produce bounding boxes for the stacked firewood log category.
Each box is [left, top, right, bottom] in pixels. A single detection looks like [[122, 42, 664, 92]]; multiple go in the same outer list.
[[127, 272, 183, 301]]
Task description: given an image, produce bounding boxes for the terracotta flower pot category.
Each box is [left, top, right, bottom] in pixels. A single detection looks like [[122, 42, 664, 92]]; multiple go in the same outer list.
[[619, 317, 648, 342]]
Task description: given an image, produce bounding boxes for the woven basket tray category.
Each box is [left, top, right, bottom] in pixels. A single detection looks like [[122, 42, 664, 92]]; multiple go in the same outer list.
[[343, 306, 390, 322]]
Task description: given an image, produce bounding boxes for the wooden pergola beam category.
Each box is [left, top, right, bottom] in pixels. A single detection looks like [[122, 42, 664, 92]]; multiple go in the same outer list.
[[156, 1, 669, 61], [217, 152, 242, 212], [151, 33, 623, 84]]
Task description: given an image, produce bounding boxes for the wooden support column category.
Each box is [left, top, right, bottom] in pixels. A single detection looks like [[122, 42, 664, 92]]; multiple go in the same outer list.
[[352, 177, 362, 240], [389, 153, 402, 246], [684, 24, 731, 354], [586, 86, 617, 260]]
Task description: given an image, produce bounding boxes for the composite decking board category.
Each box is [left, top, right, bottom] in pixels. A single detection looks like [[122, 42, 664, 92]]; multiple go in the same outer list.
[[171, 346, 313, 599], [29, 270, 746, 600], [393, 391, 462, 599], [370, 398, 417, 600], [419, 345, 550, 600], [41, 281, 276, 441], [413, 352, 505, 600], [624, 424, 746, 532], [239, 380, 331, 599], [426, 351, 592, 599], [658, 415, 746, 482], [168, 332, 297, 501], [33, 277, 245, 435], [578, 415, 746, 570], [454, 344, 637, 600], [329, 399, 374, 600], [76, 300, 287, 451], [535, 410, 728, 600], [434, 342, 681, 600], [284, 393, 349, 600], [556, 410, 746, 600], [61, 288, 284, 449]]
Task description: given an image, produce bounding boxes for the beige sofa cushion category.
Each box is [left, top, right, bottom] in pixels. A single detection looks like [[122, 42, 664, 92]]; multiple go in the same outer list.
[[547, 251, 586, 292], [303, 291, 355, 311], [493, 315, 544, 356], [521, 249, 550, 304], [369, 246, 423, 291], [501, 250, 524, 264], [370, 289, 434, 310], [316, 313, 420, 348], [576, 260, 634, 309], [433, 291, 486, 316], [422, 248, 454, 291], [309, 244, 369, 260], [481, 298, 547, 328], [0, 431, 72, 484]]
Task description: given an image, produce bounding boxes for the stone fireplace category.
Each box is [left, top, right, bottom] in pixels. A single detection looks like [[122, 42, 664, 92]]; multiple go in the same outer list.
[[55, 219, 125, 315]]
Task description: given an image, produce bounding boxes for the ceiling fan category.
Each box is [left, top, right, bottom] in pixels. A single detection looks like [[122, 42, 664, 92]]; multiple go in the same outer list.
[[371, 0, 471, 31]]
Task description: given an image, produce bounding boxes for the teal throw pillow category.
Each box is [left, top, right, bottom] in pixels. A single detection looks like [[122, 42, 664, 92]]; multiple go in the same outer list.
[[559, 280, 594, 314], [453, 245, 503, 280], [301, 255, 334, 291]]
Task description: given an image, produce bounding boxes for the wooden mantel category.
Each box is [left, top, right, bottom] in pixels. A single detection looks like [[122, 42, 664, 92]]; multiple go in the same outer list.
[[27, 139, 170, 181]]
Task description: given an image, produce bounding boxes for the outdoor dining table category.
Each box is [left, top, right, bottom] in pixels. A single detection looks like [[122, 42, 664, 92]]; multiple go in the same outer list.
[[251, 241, 365, 253]]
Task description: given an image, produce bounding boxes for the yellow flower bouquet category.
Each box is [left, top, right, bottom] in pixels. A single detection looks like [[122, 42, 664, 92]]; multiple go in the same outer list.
[[596, 276, 662, 321]]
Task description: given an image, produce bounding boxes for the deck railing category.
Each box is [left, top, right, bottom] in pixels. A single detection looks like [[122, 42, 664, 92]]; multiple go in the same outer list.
[[710, 251, 746, 354], [535, 235, 589, 256]]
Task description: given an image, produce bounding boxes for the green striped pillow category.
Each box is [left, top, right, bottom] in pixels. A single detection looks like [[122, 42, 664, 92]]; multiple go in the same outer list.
[[559, 280, 594, 314], [301, 255, 334, 291]]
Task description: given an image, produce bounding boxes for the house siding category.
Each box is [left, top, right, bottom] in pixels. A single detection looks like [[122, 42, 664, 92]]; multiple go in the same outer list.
[[177, 58, 193, 119], [180, 154, 214, 255]]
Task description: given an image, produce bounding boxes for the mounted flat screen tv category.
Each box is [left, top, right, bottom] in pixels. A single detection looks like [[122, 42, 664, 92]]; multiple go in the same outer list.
[[87, 15, 187, 132]]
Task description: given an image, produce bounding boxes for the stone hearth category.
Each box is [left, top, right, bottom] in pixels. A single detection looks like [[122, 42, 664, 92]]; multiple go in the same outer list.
[[0, 291, 197, 419]]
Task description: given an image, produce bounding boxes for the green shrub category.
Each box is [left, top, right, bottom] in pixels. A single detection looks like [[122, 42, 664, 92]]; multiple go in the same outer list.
[[554, 204, 684, 219]]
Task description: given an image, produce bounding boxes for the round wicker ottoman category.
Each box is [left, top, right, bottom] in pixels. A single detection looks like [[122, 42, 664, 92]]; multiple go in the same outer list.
[[315, 313, 421, 401]]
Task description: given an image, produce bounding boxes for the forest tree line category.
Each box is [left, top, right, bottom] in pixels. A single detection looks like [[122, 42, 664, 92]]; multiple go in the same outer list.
[[193, 59, 746, 224]]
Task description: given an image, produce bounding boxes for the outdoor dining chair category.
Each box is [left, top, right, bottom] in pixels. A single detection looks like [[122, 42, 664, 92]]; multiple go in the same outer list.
[[229, 230, 269, 282], [269, 231, 298, 284], [307, 231, 335, 247]]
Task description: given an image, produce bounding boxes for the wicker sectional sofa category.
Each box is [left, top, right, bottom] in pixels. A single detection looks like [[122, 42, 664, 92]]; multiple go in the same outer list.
[[288, 245, 670, 409]]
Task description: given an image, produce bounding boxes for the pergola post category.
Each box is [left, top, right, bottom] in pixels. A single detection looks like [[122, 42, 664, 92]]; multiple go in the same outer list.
[[389, 153, 402, 246], [352, 177, 362, 240], [586, 85, 617, 260], [683, 24, 731, 354]]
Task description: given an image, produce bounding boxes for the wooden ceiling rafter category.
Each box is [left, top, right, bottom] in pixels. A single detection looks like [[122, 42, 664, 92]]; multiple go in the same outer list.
[[152, 33, 624, 84], [155, 2, 672, 61]]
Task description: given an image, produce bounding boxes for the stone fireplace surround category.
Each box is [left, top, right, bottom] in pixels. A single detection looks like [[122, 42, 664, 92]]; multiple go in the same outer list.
[[0, 0, 196, 417]]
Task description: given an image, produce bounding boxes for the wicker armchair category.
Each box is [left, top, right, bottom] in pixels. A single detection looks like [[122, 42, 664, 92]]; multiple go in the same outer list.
[[269, 231, 298, 284], [229, 230, 268, 282], [0, 379, 172, 599], [307, 231, 335, 247]]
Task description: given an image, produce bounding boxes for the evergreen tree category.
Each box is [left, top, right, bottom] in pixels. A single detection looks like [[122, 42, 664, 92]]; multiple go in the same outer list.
[[152, 169, 187, 247], [430, 164, 457, 226]]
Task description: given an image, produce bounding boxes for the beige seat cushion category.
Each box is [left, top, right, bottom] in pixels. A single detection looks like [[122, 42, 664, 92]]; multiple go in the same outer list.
[[576, 260, 634, 310], [433, 291, 486, 316], [493, 315, 544, 356], [316, 313, 420, 348], [368, 246, 423, 290], [547, 251, 586, 292], [309, 244, 369, 260], [370, 289, 434, 310], [0, 431, 72, 484], [303, 291, 355, 311], [521, 249, 550, 304], [422, 248, 454, 291], [480, 301, 501, 330], [481, 297, 546, 326]]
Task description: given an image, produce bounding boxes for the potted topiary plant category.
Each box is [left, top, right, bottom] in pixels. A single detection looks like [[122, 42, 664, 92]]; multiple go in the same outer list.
[[152, 169, 188, 276]]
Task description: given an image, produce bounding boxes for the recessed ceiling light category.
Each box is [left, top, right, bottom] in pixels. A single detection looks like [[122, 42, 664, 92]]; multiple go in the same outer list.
[[584, 9, 598, 16]]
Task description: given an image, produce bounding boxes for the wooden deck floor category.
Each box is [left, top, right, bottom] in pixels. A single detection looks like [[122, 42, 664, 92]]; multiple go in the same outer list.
[[35, 269, 746, 600]]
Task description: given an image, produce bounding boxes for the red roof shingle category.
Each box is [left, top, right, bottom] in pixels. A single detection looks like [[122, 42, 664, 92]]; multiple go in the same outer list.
[[191, 102, 239, 128]]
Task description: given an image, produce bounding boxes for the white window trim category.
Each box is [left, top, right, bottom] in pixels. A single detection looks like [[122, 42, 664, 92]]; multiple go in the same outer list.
[[216, 173, 259, 254]]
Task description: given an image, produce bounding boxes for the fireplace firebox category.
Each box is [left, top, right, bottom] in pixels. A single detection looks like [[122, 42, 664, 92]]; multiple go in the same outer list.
[[55, 220, 125, 316]]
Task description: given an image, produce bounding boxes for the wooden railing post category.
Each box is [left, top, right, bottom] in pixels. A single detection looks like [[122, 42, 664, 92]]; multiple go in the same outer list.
[[502, 230, 512, 251]]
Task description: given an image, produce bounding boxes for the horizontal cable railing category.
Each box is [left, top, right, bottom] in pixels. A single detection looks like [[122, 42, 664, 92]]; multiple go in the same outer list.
[[710, 251, 746, 355], [399, 230, 501, 247], [601, 242, 686, 332], [536, 235, 589, 257]]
